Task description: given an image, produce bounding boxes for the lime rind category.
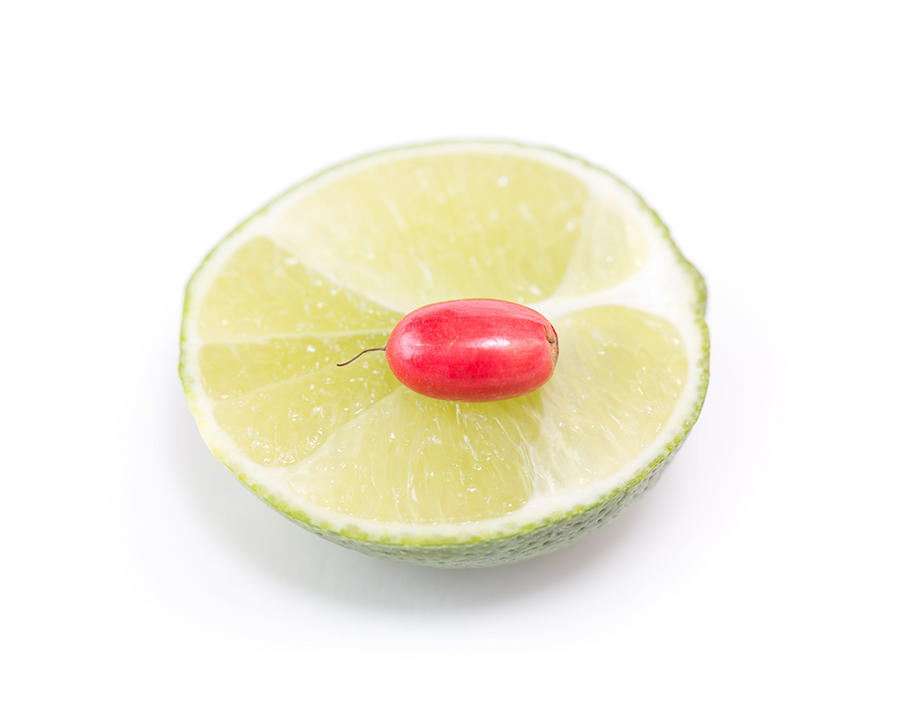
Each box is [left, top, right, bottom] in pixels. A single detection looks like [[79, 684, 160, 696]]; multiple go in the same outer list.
[[180, 140, 710, 566]]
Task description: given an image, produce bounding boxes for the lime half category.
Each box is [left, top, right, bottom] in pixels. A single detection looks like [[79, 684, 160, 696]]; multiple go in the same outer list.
[[180, 141, 709, 567]]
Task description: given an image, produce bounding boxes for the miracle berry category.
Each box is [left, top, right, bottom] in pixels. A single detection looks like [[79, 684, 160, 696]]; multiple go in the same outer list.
[[337, 298, 558, 403]]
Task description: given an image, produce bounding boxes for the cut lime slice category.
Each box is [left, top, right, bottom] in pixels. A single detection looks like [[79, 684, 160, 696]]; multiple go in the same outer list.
[[180, 141, 709, 567]]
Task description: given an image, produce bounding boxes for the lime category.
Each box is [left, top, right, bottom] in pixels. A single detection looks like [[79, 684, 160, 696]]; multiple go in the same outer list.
[[180, 141, 709, 567]]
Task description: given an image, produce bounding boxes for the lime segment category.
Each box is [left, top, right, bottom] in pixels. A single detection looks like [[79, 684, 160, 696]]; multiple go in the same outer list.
[[196, 236, 400, 340], [273, 152, 648, 310]]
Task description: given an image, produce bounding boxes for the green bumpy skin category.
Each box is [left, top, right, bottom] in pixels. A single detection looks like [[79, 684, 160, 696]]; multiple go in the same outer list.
[[276, 449, 679, 568]]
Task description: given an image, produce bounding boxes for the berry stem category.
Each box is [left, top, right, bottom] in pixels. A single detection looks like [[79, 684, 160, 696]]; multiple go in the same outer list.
[[336, 347, 387, 367]]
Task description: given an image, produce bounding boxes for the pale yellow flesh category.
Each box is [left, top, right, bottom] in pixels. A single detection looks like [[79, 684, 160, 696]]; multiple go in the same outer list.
[[192, 153, 687, 525]]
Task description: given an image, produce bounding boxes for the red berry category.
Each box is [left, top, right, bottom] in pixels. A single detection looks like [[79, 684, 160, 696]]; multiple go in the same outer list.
[[385, 299, 558, 403]]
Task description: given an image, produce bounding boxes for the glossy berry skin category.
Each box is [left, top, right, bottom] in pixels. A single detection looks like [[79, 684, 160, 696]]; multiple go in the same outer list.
[[385, 299, 558, 403]]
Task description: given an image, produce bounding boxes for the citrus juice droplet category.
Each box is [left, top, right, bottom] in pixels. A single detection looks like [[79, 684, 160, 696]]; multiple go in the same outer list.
[[384, 299, 558, 403]]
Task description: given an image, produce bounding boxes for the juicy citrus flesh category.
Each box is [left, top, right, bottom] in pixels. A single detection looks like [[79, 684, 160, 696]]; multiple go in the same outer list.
[[182, 143, 707, 557]]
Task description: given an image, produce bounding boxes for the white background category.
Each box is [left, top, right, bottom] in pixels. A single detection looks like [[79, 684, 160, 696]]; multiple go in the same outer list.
[[2, 1, 903, 721]]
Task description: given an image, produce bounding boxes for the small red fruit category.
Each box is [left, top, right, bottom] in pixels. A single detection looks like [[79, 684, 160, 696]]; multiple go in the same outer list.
[[382, 299, 558, 403]]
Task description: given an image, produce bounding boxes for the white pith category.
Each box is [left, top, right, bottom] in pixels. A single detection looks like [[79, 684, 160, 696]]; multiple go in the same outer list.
[[181, 142, 707, 545]]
